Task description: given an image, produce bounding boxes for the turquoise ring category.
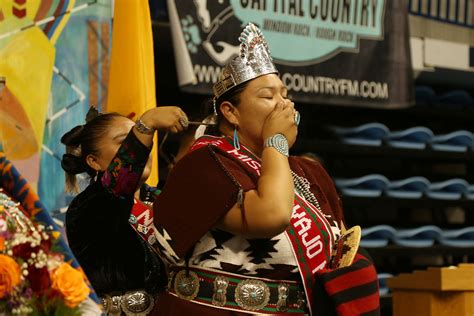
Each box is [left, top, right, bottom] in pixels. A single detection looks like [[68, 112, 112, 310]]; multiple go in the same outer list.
[[294, 111, 301, 126]]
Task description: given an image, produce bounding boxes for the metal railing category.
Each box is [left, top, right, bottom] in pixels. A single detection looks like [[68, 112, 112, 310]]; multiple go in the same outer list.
[[409, 0, 474, 27]]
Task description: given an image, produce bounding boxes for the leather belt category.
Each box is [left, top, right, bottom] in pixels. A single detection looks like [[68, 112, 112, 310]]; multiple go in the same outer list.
[[167, 267, 308, 314], [101, 290, 155, 316]]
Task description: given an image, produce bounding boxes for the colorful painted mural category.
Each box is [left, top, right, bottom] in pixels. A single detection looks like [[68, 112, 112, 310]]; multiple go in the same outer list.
[[0, 0, 112, 214]]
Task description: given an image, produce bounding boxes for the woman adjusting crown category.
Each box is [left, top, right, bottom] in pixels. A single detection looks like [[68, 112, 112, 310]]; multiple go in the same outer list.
[[150, 24, 380, 315]]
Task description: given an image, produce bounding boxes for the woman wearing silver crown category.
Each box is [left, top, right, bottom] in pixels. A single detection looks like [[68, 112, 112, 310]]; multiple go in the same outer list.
[[151, 24, 380, 315]]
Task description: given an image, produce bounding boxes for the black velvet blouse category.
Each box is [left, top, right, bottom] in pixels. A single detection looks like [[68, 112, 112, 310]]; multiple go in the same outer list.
[[65, 131, 164, 295]]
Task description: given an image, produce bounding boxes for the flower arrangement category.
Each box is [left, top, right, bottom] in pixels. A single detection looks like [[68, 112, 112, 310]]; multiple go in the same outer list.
[[0, 189, 90, 315]]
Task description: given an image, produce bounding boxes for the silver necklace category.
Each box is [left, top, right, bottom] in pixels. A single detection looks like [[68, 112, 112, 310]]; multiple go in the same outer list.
[[291, 171, 322, 212]]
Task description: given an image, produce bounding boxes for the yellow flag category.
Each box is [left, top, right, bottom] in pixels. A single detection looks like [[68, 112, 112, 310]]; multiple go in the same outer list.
[[106, 0, 158, 186]]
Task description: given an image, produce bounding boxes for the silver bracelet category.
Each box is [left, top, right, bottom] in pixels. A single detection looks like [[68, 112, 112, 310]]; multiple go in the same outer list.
[[264, 133, 289, 157], [135, 118, 155, 135]]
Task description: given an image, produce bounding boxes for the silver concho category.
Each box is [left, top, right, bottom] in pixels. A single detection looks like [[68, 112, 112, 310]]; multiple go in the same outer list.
[[147, 233, 156, 245], [101, 296, 110, 314], [212, 276, 229, 307], [109, 295, 122, 316], [128, 215, 137, 225], [137, 224, 148, 234], [235, 279, 270, 311], [174, 270, 200, 300], [277, 283, 290, 312], [121, 291, 154, 316], [296, 290, 307, 310]]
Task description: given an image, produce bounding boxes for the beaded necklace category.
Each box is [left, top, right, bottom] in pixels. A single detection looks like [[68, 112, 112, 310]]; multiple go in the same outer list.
[[291, 171, 322, 212]]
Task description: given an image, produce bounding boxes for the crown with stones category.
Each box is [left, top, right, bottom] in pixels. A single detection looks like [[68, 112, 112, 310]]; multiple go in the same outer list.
[[212, 23, 278, 99]]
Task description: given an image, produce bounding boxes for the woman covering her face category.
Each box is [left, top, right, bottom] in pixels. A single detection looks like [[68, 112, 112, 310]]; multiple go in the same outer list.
[[149, 24, 380, 316], [61, 105, 189, 315]]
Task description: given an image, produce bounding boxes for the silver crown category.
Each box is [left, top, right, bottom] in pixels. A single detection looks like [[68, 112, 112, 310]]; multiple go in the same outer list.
[[213, 23, 278, 99]]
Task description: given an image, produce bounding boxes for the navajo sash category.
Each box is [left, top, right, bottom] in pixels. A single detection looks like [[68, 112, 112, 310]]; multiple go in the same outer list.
[[129, 199, 182, 266], [190, 135, 339, 315], [129, 200, 157, 246]]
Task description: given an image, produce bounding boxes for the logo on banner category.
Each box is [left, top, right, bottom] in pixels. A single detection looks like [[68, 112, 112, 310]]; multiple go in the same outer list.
[[233, 0, 386, 64], [180, 0, 386, 66]]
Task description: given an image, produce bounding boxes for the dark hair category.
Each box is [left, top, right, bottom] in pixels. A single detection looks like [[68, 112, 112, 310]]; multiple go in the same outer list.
[[60, 112, 123, 192], [203, 81, 251, 136]]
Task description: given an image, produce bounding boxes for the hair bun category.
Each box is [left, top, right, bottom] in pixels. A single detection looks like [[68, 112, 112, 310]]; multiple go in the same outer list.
[[60, 125, 84, 146], [61, 153, 86, 174], [86, 106, 100, 123]]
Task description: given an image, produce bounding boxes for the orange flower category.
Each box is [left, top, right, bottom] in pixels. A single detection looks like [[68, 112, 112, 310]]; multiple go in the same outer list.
[[51, 263, 90, 308], [0, 254, 21, 298], [0, 236, 5, 251]]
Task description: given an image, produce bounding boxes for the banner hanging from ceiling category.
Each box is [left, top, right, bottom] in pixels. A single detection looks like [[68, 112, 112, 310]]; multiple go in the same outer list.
[[168, 0, 414, 108]]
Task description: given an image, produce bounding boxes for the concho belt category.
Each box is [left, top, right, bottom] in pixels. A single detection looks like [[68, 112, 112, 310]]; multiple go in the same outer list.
[[101, 290, 154, 316], [167, 267, 307, 314]]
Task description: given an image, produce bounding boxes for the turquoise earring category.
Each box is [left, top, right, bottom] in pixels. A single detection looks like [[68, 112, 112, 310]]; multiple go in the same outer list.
[[233, 127, 240, 150]]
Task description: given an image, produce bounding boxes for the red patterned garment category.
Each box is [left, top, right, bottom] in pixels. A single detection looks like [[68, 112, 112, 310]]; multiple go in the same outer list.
[[152, 136, 380, 316]]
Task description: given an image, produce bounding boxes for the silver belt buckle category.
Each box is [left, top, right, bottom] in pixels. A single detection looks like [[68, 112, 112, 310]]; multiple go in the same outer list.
[[235, 279, 270, 311], [121, 291, 154, 316], [102, 291, 154, 316]]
